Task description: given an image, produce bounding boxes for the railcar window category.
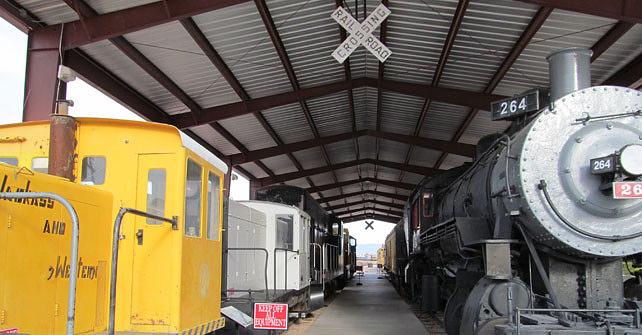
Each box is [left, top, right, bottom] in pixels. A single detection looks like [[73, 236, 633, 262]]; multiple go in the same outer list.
[[411, 201, 420, 230], [0, 157, 18, 166], [31, 157, 48, 173], [206, 172, 220, 240], [422, 192, 434, 218], [275, 214, 294, 250], [184, 159, 202, 237], [146, 169, 166, 224], [81, 157, 106, 185]]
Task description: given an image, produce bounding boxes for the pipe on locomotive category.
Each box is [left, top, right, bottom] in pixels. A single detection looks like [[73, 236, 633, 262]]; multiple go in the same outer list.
[[547, 47, 592, 103], [0, 192, 80, 335]]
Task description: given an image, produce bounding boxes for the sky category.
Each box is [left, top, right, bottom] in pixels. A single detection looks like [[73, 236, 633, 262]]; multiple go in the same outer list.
[[0, 17, 394, 247]]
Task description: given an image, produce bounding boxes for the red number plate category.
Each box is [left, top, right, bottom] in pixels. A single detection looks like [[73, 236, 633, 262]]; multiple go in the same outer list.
[[612, 181, 642, 199]]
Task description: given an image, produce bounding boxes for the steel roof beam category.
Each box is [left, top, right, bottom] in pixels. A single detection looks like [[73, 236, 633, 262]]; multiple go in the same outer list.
[[435, 6, 553, 168], [254, 0, 335, 203], [341, 214, 401, 224], [35, 0, 252, 50], [516, 0, 642, 23], [318, 190, 408, 203], [0, 0, 42, 32], [334, 207, 404, 218], [306, 178, 414, 195], [397, 0, 469, 182], [326, 199, 404, 211], [63, 0, 272, 178], [228, 129, 474, 165], [256, 159, 439, 186], [602, 52, 642, 87], [590, 21, 635, 62], [170, 77, 508, 128]]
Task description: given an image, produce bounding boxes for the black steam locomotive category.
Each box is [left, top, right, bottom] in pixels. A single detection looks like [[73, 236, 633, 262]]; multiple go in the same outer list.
[[385, 48, 642, 335]]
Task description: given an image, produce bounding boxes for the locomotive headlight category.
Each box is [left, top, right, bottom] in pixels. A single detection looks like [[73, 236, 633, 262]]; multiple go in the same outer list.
[[619, 144, 642, 176]]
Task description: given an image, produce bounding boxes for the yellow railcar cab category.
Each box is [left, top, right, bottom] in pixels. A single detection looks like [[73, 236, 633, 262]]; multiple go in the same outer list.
[[0, 118, 228, 334]]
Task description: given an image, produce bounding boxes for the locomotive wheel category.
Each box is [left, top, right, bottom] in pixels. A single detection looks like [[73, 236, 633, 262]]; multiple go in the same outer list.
[[444, 289, 467, 335]]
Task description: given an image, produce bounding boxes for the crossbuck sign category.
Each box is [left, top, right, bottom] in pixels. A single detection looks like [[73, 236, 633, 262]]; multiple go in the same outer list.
[[331, 3, 392, 64]]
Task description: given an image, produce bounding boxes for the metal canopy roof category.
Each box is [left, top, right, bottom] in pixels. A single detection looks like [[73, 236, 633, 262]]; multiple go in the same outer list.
[[3, 0, 641, 223]]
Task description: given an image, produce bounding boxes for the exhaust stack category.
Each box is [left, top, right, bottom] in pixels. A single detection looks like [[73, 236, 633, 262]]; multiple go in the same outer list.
[[546, 48, 592, 103]]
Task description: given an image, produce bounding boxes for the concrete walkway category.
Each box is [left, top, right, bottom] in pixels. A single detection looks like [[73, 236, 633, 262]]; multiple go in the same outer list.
[[305, 273, 428, 335]]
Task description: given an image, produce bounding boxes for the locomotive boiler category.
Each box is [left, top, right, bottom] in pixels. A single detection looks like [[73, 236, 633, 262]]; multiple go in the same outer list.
[[391, 48, 642, 335]]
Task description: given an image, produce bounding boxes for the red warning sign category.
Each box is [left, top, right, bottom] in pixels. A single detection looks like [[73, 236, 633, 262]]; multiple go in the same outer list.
[[0, 328, 18, 334], [253, 303, 288, 330]]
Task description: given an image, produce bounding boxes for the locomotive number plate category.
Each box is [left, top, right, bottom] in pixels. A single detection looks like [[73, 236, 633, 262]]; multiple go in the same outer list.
[[491, 90, 541, 121], [612, 181, 642, 199], [590, 155, 616, 174]]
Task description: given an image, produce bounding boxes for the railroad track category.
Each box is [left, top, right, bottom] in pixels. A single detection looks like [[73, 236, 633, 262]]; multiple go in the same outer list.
[[409, 306, 447, 334]]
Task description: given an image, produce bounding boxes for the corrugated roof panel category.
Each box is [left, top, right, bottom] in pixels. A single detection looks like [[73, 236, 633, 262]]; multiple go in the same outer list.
[[440, 0, 539, 92], [238, 161, 270, 179], [402, 172, 424, 185], [319, 188, 341, 199], [291, 147, 326, 170], [307, 171, 334, 186], [459, 110, 508, 145], [123, 21, 241, 109], [267, 0, 345, 88], [286, 178, 311, 189], [494, 10, 616, 96], [307, 92, 353, 137], [420, 101, 469, 141], [192, 2, 293, 99], [17, 0, 78, 24], [324, 139, 357, 164], [261, 103, 313, 144], [80, 40, 186, 115], [385, 0, 457, 84], [259, 155, 298, 175], [378, 139, 410, 163], [189, 124, 239, 155], [374, 166, 400, 183], [440, 153, 472, 170], [337, 166, 360, 182], [381, 91, 424, 134], [85, 0, 157, 14], [592, 25, 642, 84], [353, 87, 378, 131], [408, 146, 441, 167], [357, 136, 377, 160], [218, 113, 277, 151]]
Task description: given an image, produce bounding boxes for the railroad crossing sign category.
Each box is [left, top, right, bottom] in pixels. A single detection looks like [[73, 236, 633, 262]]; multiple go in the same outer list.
[[331, 3, 392, 64], [365, 220, 374, 230]]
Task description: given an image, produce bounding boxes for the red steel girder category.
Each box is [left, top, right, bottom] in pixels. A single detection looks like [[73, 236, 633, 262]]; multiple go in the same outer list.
[[326, 199, 404, 212], [436, 6, 553, 167], [334, 206, 404, 218], [602, 52, 642, 87], [396, 0, 469, 181], [0, 0, 42, 32], [170, 77, 508, 128], [307, 179, 414, 196], [34, 0, 252, 50], [318, 189, 408, 204], [517, 0, 642, 23], [256, 159, 440, 187], [228, 129, 475, 165], [341, 213, 401, 224], [590, 21, 635, 62]]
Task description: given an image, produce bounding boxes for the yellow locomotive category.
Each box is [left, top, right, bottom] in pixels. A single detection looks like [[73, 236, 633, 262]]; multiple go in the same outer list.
[[0, 117, 227, 334]]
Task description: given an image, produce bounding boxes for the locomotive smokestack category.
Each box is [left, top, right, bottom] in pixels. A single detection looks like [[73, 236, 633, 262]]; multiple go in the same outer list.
[[547, 48, 592, 103]]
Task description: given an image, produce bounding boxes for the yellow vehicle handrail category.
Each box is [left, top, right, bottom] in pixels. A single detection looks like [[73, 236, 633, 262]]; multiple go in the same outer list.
[[109, 208, 178, 335], [0, 192, 80, 335]]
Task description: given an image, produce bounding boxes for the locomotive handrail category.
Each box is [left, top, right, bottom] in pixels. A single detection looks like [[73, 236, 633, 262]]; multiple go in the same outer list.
[[310, 243, 324, 293], [0, 192, 80, 335], [226, 247, 269, 301], [109, 207, 178, 335], [273, 248, 300, 300]]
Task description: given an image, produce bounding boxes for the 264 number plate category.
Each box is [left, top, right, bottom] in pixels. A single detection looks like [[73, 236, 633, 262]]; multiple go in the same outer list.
[[613, 182, 642, 199]]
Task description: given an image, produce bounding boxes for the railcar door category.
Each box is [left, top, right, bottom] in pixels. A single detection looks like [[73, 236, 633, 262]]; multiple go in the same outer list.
[[130, 154, 177, 326]]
